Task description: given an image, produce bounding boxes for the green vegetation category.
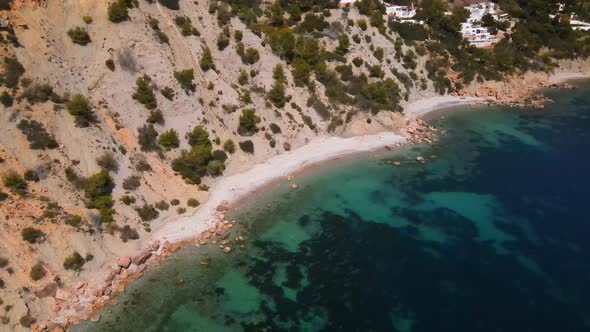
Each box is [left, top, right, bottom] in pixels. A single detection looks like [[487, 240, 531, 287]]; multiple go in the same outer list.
[[161, 86, 175, 100], [172, 126, 225, 184], [135, 204, 159, 221], [187, 198, 199, 207], [223, 139, 235, 153], [2, 57, 25, 89], [147, 110, 164, 125], [66, 94, 95, 127], [17, 120, 59, 150], [63, 252, 85, 271], [238, 69, 249, 85], [30, 262, 46, 281], [159, 129, 180, 150], [137, 124, 159, 152], [336, 34, 350, 55], [108, 0, 129, 23], [239, 140, 254, 153], [122, 175, 141, 191], [96, 152, 119, 173], [21, 227, 44, 244], [268, 64, 289, 108], [217, 32, 230, 50], [200, 47, 215, 71], [132, 76, 157, 110], [23, 83, 53, 103], [238, 108, 258, 135], [3, 171, 27, 196], [84, 170, 115, 223], [0, 91, 13, 107], [174, 16, 198, 36], [67, 26, 91, 45], [174, 68, 195, 92], [82, 15, 93, 24]]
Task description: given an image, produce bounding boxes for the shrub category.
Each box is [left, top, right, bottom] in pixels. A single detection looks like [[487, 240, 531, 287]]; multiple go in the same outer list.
[[82, 15, 93, 24], [65, 215, 83, 228], [147, 109, 164, 125], [137, 124, 159, 152], [269, 123, 282, 134], [241, 48, 260, 64], [187, 125, 211, 148], [0, 91, 13, 107], [187, 198, 199, 207], [206, 160, 225, 176], [108, 0, 129, 23], [174, 16, 196, 36], [84, 170, 114, 214], [357, 19, 367, 30], [373, 47, 384, 61], [63, 252, 85, 271], [17, 120, 59, 150], [132, 77, 157, 110], [217, 32, 229, 50], [170, 199, 180, 206], [120, 225, 139, 242], [135, 204, 159, 221], [2, 57, 25, 89], [105, 59, 116, 71], [23, 169, 39, 182], [291, 58, 312, 86], [122, 175, 141, 191], [0, 192, 8, 201], [199, 47, 215, 71], [120, 195, 135, 205], [212, 150, 228, 161], [0, 257, 8, 268], [174, 68, 195, 92], [67, 26, 91, 45], [3, 171, 27, 195], [155, 200, 169, 211], [19, 314, 36, 328], [335, 34, 350, 55], [352, 57, 363, 67], [66, 94, 95, 127], [158, 129, 179, 150], [223, 139, 235, 153], [21, 227, 44, 243], [268, 81, 288, 108], [96, 152, 119, 173], [234, 30, 243, 41], [30, 262, 46, 281], [177, 207, 187, 214], [171, 144, 212, 184], [238, 109, 258, 135], [238, 70, 248, 85], [239, 140, 254, 153], [22, 83, 53, 104], [161, 86, 175, 100]]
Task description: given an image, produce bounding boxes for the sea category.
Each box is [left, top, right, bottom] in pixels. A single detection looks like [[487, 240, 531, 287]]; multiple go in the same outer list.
[[75, 81, 590, 332]]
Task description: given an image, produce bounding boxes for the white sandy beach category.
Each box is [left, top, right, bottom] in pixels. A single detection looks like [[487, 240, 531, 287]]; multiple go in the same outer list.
[[152, 132, 407, 242]]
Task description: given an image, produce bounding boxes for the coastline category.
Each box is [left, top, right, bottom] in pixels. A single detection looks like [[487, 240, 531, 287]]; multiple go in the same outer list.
[[41, 74, 590, 331]]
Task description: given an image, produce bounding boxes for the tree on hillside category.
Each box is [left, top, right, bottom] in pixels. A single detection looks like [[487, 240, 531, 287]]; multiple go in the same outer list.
[[199, 47, 215, 71], [108, 0, 129, 23], [132, 77, 157, 110], [66, 94, 95, 127]]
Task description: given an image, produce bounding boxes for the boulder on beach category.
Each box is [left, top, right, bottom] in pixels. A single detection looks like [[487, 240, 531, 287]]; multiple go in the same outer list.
[[117, 256, 132, 269], [132, 251, 153, 266]]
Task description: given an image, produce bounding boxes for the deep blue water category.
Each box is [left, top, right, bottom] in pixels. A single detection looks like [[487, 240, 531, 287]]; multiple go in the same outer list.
[[77, 82, 590, 332]]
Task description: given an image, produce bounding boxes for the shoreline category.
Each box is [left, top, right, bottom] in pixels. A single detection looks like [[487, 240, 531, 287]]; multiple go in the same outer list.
[[41, 74, 590, 331]]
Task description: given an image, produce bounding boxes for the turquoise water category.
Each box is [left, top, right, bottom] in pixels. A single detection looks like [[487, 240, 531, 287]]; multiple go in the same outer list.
[[76, 82, 590, 331]]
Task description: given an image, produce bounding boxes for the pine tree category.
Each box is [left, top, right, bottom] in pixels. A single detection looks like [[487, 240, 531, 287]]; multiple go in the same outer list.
[[199, 47, 215, 71], [132, 77, 157, 110]]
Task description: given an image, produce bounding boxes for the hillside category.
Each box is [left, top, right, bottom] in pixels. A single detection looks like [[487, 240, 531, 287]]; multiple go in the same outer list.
[[0, 0, 588, 330]]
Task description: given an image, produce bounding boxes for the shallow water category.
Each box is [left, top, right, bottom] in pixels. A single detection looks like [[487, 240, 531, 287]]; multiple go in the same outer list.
[[77, 82, 590, 332]]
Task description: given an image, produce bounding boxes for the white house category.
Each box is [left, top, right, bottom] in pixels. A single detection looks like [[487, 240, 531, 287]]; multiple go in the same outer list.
[[465, 1, 498, 23], [386, 5, 417, 20], [461, 22, 495, 47]]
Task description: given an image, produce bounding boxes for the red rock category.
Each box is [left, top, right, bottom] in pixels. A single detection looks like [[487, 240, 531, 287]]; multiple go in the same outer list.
[[132, 251, 152, 266], [117, 256, 132, 269]]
